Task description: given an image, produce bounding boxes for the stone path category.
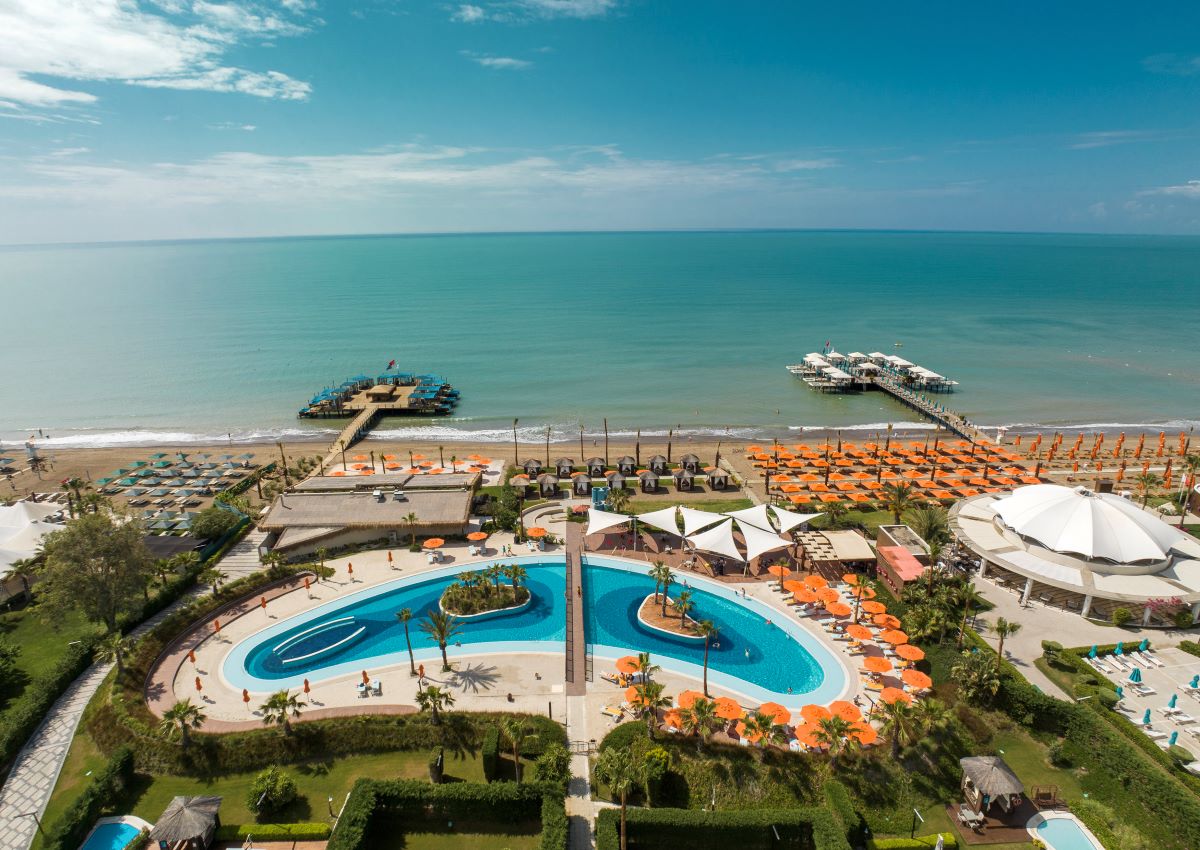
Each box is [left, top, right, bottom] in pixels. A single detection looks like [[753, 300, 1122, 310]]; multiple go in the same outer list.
[[214, 528, 267, 581], [0, 536, 259, 850], [565, 694, 596, 850]]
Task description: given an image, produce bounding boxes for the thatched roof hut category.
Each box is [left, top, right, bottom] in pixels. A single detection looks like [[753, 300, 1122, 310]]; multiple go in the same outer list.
[[536, 473, 559, 496], [586, 457, 606, 476], [555, 457, 575, 477], [648, 455, 668, 474], [571, 471, 592, 495], [960, 756, 1024, 814], [617, 456, 636, 475], [637, 469, 659, 492], [522, 459, 543, 475], [679, 453, 701, 472], [148, 796, 222, 850]]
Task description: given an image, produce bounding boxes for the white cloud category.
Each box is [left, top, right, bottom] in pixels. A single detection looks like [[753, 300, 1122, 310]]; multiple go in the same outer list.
[[1068, 130, 1161, 150], [515, 0, 615, 18], [451, 4, 486, 22], [0, 1, 314, 109], [774, 158, 839, 172], [1143, 53, 1200, 76], [462, 52, 533, 70], [207, 121, 257, 131], [1144, 179, 1200, 198]]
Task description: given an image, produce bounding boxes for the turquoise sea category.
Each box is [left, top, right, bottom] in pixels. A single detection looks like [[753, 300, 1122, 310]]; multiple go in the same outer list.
[[1, 231, 1198, 447]]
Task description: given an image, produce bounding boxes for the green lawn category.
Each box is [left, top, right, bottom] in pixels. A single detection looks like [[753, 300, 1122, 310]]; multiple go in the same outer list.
[[370, 816, 542, 850], [629, 497, 753, 514], [0, 599, 102, 722]]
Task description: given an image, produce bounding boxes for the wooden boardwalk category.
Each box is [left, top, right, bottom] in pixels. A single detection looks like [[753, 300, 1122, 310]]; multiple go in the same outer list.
[[564, 523, 587, 696], [869, 374, 992, 444]]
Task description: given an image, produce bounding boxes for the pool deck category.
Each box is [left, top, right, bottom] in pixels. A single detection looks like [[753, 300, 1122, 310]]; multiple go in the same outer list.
[[149, 513, 871, 732]]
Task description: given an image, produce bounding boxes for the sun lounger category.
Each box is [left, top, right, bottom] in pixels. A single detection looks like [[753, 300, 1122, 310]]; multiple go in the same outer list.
[[1185, 761, 1200, 777], [601, 706, 623, 719], [600, 672, 621, 685], [1144, 728, 1169, 741], [371, 679, 382, 696], [1138, 651, 1165, 668], [1172, 712, 1198, 724], [1131, 684, 1157, 696]]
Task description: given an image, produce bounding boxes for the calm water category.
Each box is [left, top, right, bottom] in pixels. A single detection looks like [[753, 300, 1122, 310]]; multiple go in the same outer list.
[[2, 231, 1198, 447]]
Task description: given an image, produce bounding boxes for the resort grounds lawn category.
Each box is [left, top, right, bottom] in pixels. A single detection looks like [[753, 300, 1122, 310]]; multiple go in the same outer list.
[[628, 497, 753, 514], [368, 816, 543, 850], [0, 600, 102, 723]]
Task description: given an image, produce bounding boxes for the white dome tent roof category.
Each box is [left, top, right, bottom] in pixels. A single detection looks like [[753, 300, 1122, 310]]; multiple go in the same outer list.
[[992, 484, 1185, 563]]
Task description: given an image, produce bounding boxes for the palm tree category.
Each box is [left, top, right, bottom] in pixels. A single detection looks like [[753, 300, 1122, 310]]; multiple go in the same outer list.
[[635, 680, 672, 735], [656, 563, 675, 617], [635, 651, 659, 686], [744, 711, 777, 752], [881, 482, 920, 524], [682, 697, 718, 746], [501, 717, 529, 782], [595, 746, 638, 850], [906, 504, 949, 546], [1134, 471, 1161, 506], [696, 620, 719, 697], [822, 500, 848, 529], [159, 698, 205, 749], [676, 589, 694, 626], [316, 547, 329, 571], [876, 698, 918, 758], [396, 608, 416, 675], [416, 684, 455, 725], [505, 563, 527, 593], [7, 557, 37, 600], [96, 633, 132, 677], [260, 689, 306, 734], [813, 715, 856, 770], [993, 617, 1022, 663], [198, 566, 225, 596], [608, 487, 630, 513], [404, 512, 419, 546], [952, 582, 984, 648], [952, 650, 1000, 704], [1179, 453, 1200, 527], [420, 609, 462, 671], [913, 698, 949, 735], [487, 564, 503, 594]]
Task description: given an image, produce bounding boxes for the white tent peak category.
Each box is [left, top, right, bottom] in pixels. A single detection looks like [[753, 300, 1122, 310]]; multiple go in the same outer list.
[[637, 506, 682, 536], [769, 505, 824, 533], [738, 522, 790, 562], [585, 508, 630, 538], [687, 519, 744, 562], [679, 506, 728, 536], [724, 504, 775, 532]]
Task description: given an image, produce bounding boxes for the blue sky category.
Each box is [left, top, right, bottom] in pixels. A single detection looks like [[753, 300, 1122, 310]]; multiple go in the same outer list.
[[2, 1, 1200, 242]]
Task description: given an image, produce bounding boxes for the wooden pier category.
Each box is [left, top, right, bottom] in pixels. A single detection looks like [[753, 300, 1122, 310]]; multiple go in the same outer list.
[[868, 373, 991, 444]]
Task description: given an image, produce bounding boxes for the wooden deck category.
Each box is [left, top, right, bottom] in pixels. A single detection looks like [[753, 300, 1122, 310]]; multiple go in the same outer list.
[[944, 799, 1040, 845]]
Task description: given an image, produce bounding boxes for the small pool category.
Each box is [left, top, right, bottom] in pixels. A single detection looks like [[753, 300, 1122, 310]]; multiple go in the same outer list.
[[81, 817, 150, 850], [1029, 813, 1105, 850]]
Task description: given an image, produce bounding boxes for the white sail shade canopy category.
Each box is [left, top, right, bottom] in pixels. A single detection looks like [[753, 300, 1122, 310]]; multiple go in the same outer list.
[[679, 506, 728, 536], [769, 506, 824, 533], [724, 504, 775, 532], [637, 506, 683, 536], [585, 508, 631, 538], [687, 519, 744, 562], [739, 522, 791, 562]]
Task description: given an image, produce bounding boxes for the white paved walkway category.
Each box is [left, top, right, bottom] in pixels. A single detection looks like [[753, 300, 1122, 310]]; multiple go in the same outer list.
[[565, 694, 596, 850]]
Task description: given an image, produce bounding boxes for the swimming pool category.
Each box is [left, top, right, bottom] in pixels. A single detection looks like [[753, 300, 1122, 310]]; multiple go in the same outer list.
[[1028, 813, 1106, 850], [224, 554, 848, 704], [80, 817, 151, 850]]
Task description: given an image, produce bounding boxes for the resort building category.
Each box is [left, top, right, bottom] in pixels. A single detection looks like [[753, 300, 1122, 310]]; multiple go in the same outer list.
[[261, 472, 473, 558], [874, 525, 931, 595], [950, 483, 1200, 626]]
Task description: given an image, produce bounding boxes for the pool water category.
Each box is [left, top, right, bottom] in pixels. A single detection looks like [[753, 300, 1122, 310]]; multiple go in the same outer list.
[[1035, 816, 1104, 850], [82, 822, 141, 850], [231, 561, 566, 688], [583, 561, 829, 697]]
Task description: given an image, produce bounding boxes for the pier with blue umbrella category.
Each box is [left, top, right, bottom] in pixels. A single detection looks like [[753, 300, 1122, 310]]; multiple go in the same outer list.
[[1129, 667, 1142, 683]]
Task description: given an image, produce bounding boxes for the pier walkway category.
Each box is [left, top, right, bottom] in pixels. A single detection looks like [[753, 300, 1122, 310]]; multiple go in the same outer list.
[[564, 523, 587, 696], [869, 374, 992, 444]]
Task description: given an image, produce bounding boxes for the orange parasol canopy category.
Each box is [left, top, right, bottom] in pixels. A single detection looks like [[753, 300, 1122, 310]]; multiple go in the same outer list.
[[861, 601, 887, 614], [715, 697, 744, 720], [880, 687, 912, 705], [829, 700, 861, 722], [625, 686, 647, 706], [895, 644, 925, 661], [382, 454, 397, 460], [422, 538, 445, 549], [902, 669, 932, 690], [849, 585, 877, 600], [849, 723, 878, 745], [757, 702, 791, 724], [817, 587, 841, 604], [873, 613, 901, 629], [616, 656, 640, 674], [526, 527, 549, 538], [782, 579, 808, 594], [353, 454, 369, 461], [792, 588, 819, 604], [845, 624, 873, 641], [467, 531, 489, 541], [412, 453, 427, 460], [826, 602, 853, 617], [329, 471, 346, 476], [677, 690, 704, 709], [863, 656, 892, 673], [385, 462, 402, 470], [800, 704, 831, 723], [803, 574, 828, 589], [766, 564, 792, 578], [735, 720, 764, 743], [663, 709, 684, 728], [841, 573, 860, 585], [794, 722, 825, 749], [880, 629, 909, 645]]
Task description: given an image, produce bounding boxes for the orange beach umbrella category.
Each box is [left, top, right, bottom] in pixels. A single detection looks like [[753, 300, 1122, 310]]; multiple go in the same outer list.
[[757, 702, 791, 724], [677, 690, 704, 709], [615, 656, 640, 674], [766, 564, 792, 578], [863, 656, 892, 674], [880, 687, 912, 705], [800, 704, 831, 723], [861, 601, 887, 615], [829, 700, 861, 722], [845, 624, 873, 641], [895, 644, 925, 662], [715, 697, 744, 720], [826, 602, 853, 617], [422, 538, 445, 549], [880, 629, 909, 645], [526, 527, 549, 538], [467, 531, 489, 541], [902, 669, 932, 690]]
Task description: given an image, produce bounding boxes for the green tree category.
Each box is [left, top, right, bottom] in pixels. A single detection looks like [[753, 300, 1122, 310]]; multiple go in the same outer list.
[[0, 639, 22, 693], [876, 698, 918, 758], [744, 711, 777, 755], [814, 715, 856, 770], [416, 684, 455, 725], [534, 742, 571, 784], [913, 698, 949, 734], [191, 505, 240, 540], [6, 557, 37, 600], [635, 651, 659, 686], [96, 632, 132, 677], [607, 487, 630, 513], [635, 680, 672, 735], [247, 766, 297, 815], [404, 512, 419, 546], [199, 566, 225, 596], [595, 746, 638, 850], [396, 608, 417, 675], [881, 482, 920, 524], [502, 718, 530, 782], [682, 697, 719, 747], [260, 689, 306, 734], [1134, 471, 1161, 506], [505, 563, 528, 592], [906, 504, 950, 545], [993, 616, 1022, 663], [676, 589, 694, 626], [38, 512, 156, 633], [951, 582, 984, 648], [952, 650, 1001, 705], [822, 500, 849, 529], [419, 609, 463, 671], [696, 620, 719, 697], [159, 698, 205, 749]]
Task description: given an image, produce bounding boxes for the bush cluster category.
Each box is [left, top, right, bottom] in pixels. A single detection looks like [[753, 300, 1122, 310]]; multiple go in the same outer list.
[[595, 807, 850, 850], [214, 822, 331, 841], [866, 834, 957, 850], [40, 747, 134, 850], [481, 725, 501, 781]]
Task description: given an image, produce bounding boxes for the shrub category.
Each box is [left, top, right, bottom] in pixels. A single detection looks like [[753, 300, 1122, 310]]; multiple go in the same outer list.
[[40, 747, 134, 850], [1181, 640, 1200, 659], [482, 726, 501, 781], [191, 505, 241, 541], [598, 720, 648, 751], [1047, 741, 1071, 767], [1175, 609, 1195, 628], [642, 746, 670, 806], [534, 742, 571, 786], [540, 794, 569, 850], [595, 806, 850, 850], [1112, 607, 1133, 627], [215, 823, 331, 841], [866, 834, 958, 850], [247, 766, 298, 816]]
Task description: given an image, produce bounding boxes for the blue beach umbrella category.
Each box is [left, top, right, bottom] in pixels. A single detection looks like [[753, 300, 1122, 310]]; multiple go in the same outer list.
[[1115, 686, 1124, 699], [1088, 645, 1098, 659], [1191, 675, 1199, 689], [1139, 638, 1149, 652], [1170, 731, 1179, 746], [1142, 709, 1152, 725], [1169, 694, 1178, 709], [1129, 667, 1142, 683], [1115, 642, 1124, 656]]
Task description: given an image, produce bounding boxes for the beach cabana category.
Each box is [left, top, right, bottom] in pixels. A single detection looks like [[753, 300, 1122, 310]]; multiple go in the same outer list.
[[522, 459, 543, 475], [555, 457, 575, 478], [708, 468, 730, 490], [536, 473, 560, 497], [571, 472, 592, 496], [672, 468, 696, 490], [679, 453, 701, 472], [148, 796, 222, 850], [587, 457, 607, 476], [648, 455, 669, 474], [605, 470, 627, 490], [617, 456, 637, 475], [637, 469, 659, 493], [509, 474, 532, 495], [960, 756, 1024, 817]]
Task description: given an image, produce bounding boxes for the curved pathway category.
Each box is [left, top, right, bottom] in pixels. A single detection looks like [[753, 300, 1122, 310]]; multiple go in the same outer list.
[[0, 531, 265, 850]]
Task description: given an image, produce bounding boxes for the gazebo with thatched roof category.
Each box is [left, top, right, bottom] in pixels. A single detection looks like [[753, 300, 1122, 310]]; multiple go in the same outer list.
[[148, 796, 222, 850], [587, 457, 606, 476], [960, 756, 1024, 816]]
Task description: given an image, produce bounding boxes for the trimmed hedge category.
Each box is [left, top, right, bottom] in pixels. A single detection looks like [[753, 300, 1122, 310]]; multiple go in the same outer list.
[[595, 807, 851, 850], [328, 778, 563, 850], [40, 747, 134, 850], [215, 822, 331, 841], [867, 834, 957, 850], [0, 638, 96, 771], [1180, 640, 1200, 659], [482, 725, 501, 781], [824, 780, 865, 845]]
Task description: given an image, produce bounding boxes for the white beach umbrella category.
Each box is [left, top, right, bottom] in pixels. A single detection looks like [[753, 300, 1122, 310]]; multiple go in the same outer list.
[[637, 506, 682, 536], [586, 508, 631, 537], [687, 519, 744, 562], [769, 506, 824, 534], [724, 504, 775, 532], [679, 506, 727, 536]]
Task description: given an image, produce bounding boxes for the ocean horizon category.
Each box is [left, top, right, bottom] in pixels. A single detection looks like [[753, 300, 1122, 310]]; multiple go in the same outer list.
[[3, 229, 1198, 448]]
